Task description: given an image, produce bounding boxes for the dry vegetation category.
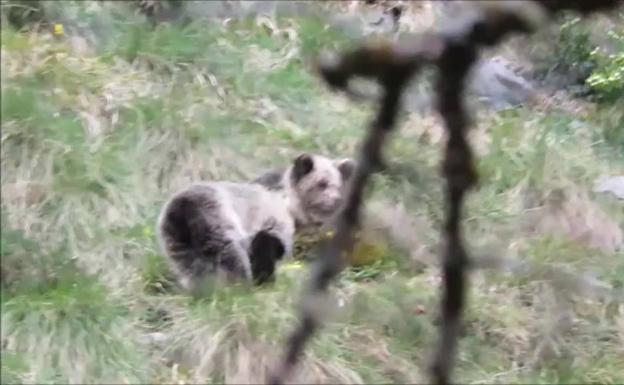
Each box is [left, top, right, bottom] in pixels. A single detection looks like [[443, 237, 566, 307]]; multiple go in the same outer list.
[[1, 1, 623, 384]]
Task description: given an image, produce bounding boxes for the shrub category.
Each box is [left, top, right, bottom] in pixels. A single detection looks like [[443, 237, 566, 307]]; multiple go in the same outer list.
[[552, 15, 597, 84], [1, 0, 46, 29], [586, 13, 624, 103]]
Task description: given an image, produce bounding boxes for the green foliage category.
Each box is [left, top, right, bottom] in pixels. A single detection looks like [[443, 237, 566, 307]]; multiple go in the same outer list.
[[477, 109, 601, 197], [589, 104, 624, 154], [551, 13, 624, 103], [553, 15, 597, 83], [0, 218, 81, 295], [142, 252, 177, 294], [587, 14, 624, 103], [114, 21, 220, 64], [296, 16, 350, 57], [588, 49, 624, 102], [1, 280, 152, 383], [1, 0, 46, 29]]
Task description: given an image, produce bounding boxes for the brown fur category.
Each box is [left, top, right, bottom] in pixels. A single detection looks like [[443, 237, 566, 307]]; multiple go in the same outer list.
[[157, 153, 355, 293]]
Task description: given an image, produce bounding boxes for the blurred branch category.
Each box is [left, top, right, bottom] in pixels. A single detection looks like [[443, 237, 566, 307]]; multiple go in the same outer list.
[[269, 1, 622, 385]]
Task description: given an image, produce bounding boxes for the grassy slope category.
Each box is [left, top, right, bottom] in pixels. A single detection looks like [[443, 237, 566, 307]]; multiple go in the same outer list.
[[1, 3, 623, 384]]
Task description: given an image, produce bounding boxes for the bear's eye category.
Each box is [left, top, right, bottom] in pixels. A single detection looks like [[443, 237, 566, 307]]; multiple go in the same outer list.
[[317, 180, 328, 190]]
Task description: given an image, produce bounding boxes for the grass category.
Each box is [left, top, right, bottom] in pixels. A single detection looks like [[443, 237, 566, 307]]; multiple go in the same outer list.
[[1, 2, 624, 384]]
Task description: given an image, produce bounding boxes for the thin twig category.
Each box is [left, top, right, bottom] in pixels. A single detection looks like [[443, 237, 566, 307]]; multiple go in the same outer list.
[[268, 44, 423, 384]]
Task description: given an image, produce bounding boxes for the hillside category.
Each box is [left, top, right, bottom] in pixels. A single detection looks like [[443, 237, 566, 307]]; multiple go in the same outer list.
[[1, 1, 623, 383]]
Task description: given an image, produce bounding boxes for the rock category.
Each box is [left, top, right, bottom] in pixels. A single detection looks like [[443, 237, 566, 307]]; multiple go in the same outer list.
[[330, 12, 537, 111], [400, 56, 537, 112], [145, 331, 169, 345], [594, 176, 624, 200], [183, 0, 320, 20], [467, 57, 536, 110]]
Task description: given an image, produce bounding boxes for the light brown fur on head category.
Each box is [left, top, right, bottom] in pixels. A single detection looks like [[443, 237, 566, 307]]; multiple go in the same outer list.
[[283, 153, 356, 228]]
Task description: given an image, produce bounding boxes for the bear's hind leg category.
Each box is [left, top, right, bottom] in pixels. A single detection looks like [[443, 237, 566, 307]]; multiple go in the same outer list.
[[249, 230, 286, 285]]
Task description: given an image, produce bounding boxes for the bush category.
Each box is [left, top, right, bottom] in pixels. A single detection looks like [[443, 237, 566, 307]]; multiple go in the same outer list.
[[586, 13, 624, 103], [552, 15, 597, 84], [549, 13, 623, 103], [1, 0, 46, 29]]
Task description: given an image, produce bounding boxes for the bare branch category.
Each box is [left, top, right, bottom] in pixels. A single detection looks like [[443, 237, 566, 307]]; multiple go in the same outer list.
[[269, 1, 622, 385]]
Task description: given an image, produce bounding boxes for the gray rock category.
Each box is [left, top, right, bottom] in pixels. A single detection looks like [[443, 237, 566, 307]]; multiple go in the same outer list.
[[183, 0, 321, 20], [594, 176, 624, 200], [328, 8, 536, 111], [467, 57, 536, 110]]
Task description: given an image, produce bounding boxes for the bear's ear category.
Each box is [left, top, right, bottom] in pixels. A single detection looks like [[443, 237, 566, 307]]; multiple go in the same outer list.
[[292, 153, 314, 183], [336, 158, 356, 181]]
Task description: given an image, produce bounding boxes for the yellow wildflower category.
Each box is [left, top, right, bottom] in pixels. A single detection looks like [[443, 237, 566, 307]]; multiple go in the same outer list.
[[53, 23, 64, 35], [281, 262, 304, 271]]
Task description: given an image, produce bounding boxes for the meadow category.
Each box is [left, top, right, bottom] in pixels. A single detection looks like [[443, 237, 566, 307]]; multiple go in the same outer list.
[[1, 1, 623, 383]]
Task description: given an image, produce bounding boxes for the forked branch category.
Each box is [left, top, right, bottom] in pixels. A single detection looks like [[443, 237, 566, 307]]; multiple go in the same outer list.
[[268, 1, 622, 384]]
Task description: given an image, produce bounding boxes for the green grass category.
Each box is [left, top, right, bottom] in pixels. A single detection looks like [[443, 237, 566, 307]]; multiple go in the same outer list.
[[2, 277, 152, 383], [1, 2, 623, 384]]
